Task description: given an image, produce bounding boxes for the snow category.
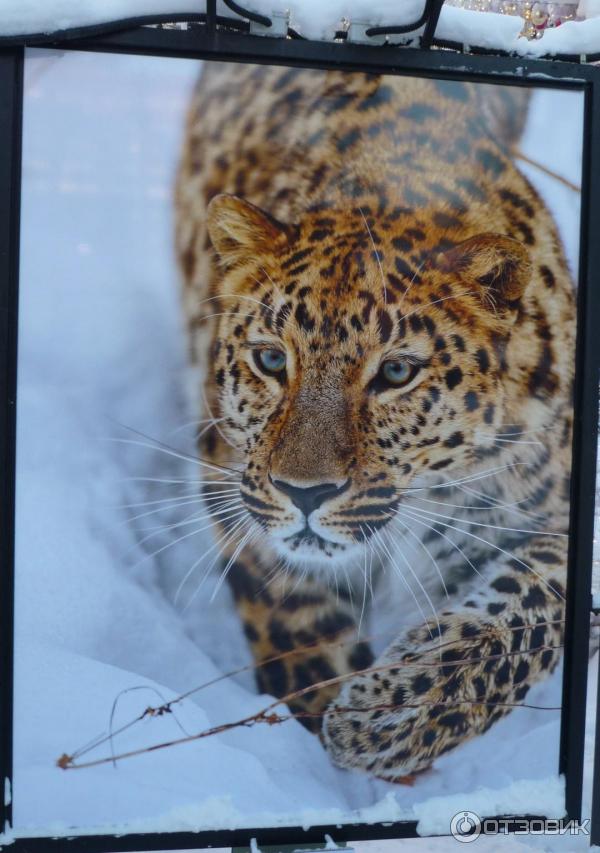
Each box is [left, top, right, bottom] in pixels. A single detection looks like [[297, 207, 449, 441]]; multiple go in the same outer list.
[[436, 5, 600, 56], [515, 15, 600, 56], [414, 778, 566, 837], [0, 1, 219, 37], [291, 0, 427, 41], [435, 6, 525, 51], [8, 42, 590, 850], [0, 0, 599, 55], [0, 0, 427, 39]]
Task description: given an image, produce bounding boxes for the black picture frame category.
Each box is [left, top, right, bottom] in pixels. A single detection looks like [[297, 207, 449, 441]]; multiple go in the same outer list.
[[1, 22, 599, 852]]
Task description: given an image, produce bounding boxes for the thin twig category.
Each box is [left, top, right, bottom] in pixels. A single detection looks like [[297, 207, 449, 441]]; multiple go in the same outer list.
[[58, 635, 563, 771], [58, 689, 561, 772], [63, 618, 565, 763], [513, 147, 581, 193]]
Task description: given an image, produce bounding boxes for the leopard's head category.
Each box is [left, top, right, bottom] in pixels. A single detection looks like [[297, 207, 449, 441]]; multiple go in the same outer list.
[[206, 193, 532, 568]]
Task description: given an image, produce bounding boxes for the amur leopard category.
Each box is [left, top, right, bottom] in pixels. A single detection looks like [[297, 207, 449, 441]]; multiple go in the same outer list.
[[175, 63, 574, 781]]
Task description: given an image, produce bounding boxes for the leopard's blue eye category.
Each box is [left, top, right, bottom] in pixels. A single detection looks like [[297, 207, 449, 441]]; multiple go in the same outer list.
[[381, 360, 416, 387], [255, 348, 286, 375]]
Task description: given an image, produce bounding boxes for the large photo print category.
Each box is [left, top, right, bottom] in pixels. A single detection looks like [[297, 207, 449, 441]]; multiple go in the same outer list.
[[13, 50, 583, 837]]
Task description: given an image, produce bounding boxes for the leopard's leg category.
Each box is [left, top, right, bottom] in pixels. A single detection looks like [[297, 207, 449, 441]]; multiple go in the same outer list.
[[322, 535, 565, 779], [221, 538, 375, 732]]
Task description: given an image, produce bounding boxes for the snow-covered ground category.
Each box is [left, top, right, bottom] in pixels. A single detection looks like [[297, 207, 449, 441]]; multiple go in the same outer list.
[[9, 47, 588, 848]]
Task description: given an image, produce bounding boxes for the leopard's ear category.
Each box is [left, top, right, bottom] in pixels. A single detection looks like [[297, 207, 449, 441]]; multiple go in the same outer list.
[[207, 194, 292, 267], [437, 233, 532, 311]]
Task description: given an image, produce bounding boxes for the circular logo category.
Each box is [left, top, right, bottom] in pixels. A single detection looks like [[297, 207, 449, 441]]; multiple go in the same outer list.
[[450, 811, 482, 843]]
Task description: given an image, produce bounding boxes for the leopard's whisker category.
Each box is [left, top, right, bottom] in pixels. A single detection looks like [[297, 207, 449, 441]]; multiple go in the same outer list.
[[391, 512, 450, 599], [358, 206, 387, 305], [168, 416, 226, 438], [282, 560, 311, 603], [405, 493, 547, 526], [195, 419, 229, 443], [179, 515, 254, 613], [118, 487, 239, 510], [400, 501, 566, 539], [196, 291, 277, 316], [105, 437, 241, 477], [282, 558, 295, 595], [488, 426, 552, 437], [394, 506, 486, 587], [258, 268, 287, 304], [398, 257, 428, 313], [174, 512, 249, 607], [354, 533, 379, 635], [407, 491, 535, 514], [131, 510, 248, 569], [133, 501, 246, 533], [195, 310, 258, 324], [397, 505, 565, 602], [364, 530, 385, 599], [196, 488, 242, 501], [125, 495, 242, 527], [340, 562, 356, 611], [181, 515, 255, 611], [199, 384, 240, 454], [119, 477, 241, 486], [281, 559, 298, 598], [400, 464, 531, 494], [455, 482, 546, 523], [494, 437, 544, 446], [368, 537, 376, 602], [132, 500, 244, 533], [117, 498, 240, 555], [259, 556, 286, 591], [198, 488, 242, 499], [372, 525, 441, 649], [399, 461, 533, 493], [330, 557, 341, 607], [210, 524, 262, 602], [259, 558, 289, 596], [474, 429, 545, 448], [357, 536, 370, 637], [248, 276, 286, 313], [105, 421, 243, 476], [119, 492, 203, 511], [400, 289, 479, 322]]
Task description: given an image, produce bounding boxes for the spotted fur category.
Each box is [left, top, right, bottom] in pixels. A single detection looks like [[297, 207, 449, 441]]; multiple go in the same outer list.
[[175, 64, 574, 779]]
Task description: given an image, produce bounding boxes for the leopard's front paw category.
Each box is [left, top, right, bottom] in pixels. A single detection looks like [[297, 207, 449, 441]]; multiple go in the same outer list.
[[322, 614, 525, 780]]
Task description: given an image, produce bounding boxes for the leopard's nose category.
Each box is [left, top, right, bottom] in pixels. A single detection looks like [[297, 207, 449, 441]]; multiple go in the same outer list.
[[270, 477, 350, 516]]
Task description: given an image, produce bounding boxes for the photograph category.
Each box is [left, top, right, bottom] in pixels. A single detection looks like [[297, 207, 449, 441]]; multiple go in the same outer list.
[[11, 47, 583, 838]]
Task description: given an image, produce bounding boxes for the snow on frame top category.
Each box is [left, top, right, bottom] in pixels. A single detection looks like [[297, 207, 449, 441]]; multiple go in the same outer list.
[[1, 0, 600, 57]]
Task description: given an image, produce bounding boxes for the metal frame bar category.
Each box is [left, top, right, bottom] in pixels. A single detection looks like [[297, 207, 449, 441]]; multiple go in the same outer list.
[[0, 44, 23, 840], [0, 25, 599, 853], [561, 76, 600, 824], [592, 645, 600, 844], [30, 24, 599, 79], [583, 73, 600, 848], [0, 1, 597, 62]]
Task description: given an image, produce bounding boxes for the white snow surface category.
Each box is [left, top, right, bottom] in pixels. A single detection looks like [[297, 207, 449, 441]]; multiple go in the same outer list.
[[0, 0, 427, 38], [1, 0, 600, 55], [10, 48, 585, 842]]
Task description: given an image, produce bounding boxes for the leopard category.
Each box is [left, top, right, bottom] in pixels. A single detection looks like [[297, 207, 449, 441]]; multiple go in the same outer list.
[[174, 61, 575, 782]]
